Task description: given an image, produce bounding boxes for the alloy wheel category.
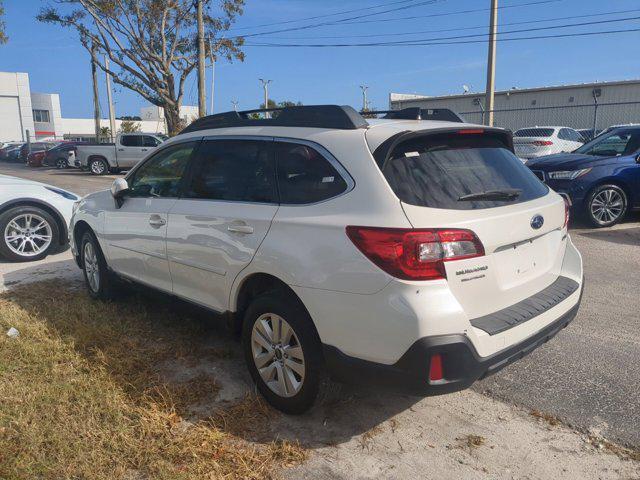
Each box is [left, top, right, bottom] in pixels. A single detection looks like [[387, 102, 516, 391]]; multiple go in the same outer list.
[[590, 188, 624, 225], [251, 313, 305, 398], [83, 241, 100, 292], [56, 158, 67, 169], [4, 213, 52, 258], [91, 160, 106, 175]]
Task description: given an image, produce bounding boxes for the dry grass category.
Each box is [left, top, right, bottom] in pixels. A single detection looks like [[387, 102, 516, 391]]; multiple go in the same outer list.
[[0, 281, 306, 480], [588, 435, 640, 462], [530, 408, 561, 426], [457, 434, 486, 449]]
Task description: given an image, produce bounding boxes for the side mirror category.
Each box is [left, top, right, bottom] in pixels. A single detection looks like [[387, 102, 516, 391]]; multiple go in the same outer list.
[[110, 178, 129, 207]]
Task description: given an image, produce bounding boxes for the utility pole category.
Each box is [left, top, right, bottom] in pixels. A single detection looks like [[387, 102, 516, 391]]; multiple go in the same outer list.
[[231, 100, 239, 111], [259, 78, 272, 118], [90, 43, 101, 142], [196, 0, 206, 117], [359, 85, 369, 112], [104, 55, 116, 142], [484, 0, 498, 126], [209, 38, 215, 115]]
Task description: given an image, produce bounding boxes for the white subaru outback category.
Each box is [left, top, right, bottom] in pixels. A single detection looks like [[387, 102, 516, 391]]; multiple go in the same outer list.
[[70, 105, 584, 413]]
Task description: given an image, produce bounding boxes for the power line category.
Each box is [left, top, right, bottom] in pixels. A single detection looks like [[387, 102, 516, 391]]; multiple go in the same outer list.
[[244, 26, 640, 48], [257, 8, 640, 40], [232, 0, 448, 38], [245, 15, 640, 47], [229, 0, 422, 31]]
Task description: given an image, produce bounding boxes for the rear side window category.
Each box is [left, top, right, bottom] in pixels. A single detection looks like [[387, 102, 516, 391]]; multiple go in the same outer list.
[[276, 142, 348, 204], [121, 135, 142, 147], [514, 128, 554, 137], [185, 140, 277, 203], [381, 133, 548, 210], [143, 136, 160, 147]]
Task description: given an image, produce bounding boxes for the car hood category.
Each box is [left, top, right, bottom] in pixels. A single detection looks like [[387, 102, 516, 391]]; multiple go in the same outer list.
[[0, 175, 79, 198], [525, 152, 611, 170]]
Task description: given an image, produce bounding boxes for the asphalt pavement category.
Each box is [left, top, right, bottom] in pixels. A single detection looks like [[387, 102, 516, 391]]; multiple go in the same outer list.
[[2, 161, 639, 448]]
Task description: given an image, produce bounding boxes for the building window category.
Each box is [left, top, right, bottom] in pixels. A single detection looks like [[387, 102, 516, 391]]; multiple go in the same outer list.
[[569, 96, 575, 103], [531, 100, 537, 106], [33, 109, 50, 123]]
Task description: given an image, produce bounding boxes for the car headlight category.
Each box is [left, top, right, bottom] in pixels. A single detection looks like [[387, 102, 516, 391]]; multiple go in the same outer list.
[[72, 200, 81, 216], [44, 186, 79, 200], [547, 168, 592, 180]]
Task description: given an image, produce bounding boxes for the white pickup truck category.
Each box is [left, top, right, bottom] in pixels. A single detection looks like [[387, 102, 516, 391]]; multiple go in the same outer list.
[[75, 133, 166, 175]]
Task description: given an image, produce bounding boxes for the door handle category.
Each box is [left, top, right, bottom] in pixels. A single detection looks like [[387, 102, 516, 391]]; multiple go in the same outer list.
[[227, 224, 254, 234], [141, 148, 148, 152], [118, 148, 124, 151], [149, 216, 166, 228]]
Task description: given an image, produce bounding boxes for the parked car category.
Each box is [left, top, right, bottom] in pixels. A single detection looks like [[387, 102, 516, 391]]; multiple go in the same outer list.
[[514, 127, 584, 160], [75, 133, 165, 175], [0, 174, 79, 261], [0, 143, 24, 162], [19, 141, 63, 163], [70, 105, 583, 413], [26, 149, 48, 167], [526, 125, 640, 227], [42, 141, 88, 169], [577, 129, 602, 142]]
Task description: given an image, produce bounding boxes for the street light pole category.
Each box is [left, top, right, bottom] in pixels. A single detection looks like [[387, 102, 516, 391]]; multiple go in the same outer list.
[[359, 85, 369, 112], [208, 38, 215, 115], [196, 0, 206, 118], [484, 0, 498, 126], [231, 100, 239, 111], [259, 78, 272, 118], [104, 55, 117, 142]]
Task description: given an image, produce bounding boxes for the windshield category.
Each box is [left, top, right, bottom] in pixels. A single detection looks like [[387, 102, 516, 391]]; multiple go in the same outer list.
[[381, 133, 548, 210], [575, 129, 640, 157], [514, 128, 554, 138]]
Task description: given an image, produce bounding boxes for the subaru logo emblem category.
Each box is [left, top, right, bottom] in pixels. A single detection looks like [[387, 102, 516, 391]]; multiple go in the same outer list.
[[530, 215, 544, 229]]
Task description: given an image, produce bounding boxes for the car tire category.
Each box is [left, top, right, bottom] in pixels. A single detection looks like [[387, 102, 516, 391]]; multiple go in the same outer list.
[[80, 231, 116, 300], [242, 291, 324, 414], [55, 158, 68, 169], [585, 184, 628, 228], [0, 205, 59, 262], [89, 158, 108, 175]]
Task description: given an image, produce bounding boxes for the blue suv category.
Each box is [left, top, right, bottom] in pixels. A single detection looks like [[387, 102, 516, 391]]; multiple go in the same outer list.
[[526, 126, 640, 227]]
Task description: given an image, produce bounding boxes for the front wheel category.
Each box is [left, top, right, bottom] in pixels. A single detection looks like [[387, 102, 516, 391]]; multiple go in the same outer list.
[[585, 184, 628, 228], [55, 157, 68, 169], [0, 206, 59, 262], [242, 292, 324, 414], [89, 158, 108, 175], [80, 231, 116, 300]]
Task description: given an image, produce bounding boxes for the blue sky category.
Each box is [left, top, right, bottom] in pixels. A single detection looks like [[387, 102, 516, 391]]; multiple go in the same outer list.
[[0, 0, 639, 118]]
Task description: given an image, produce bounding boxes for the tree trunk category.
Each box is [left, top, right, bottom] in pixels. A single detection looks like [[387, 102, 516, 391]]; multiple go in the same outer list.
[[163, 102, 182, 136]]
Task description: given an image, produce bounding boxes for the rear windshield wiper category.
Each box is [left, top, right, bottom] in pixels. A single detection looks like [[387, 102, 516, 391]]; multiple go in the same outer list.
[[458, 189, 522, 201]]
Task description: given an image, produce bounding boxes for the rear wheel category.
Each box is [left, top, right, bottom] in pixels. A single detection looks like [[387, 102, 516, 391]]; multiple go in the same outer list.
[[585, 184, 627, 228], [0, 206, 58, 262], [242, 291, 323, 414], [89, 158, 108, 175]]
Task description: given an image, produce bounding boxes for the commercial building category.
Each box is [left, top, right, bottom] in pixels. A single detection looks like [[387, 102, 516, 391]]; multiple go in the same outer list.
[[389, 79, 640, 131], [0, 71, 197, 142]]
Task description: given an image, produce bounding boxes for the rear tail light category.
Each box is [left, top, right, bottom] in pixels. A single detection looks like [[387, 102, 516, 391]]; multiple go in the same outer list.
[[532, 140, 553, 146], [457, 129, 484, 135], [346, 226, 484, 281]]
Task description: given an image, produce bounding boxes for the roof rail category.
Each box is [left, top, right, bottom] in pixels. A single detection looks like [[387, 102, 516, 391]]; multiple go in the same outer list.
[[180, 105, 369, 134], [362, 107, 465, 123]]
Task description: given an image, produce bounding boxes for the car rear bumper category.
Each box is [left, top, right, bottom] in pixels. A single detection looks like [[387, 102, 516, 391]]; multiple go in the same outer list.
[[323, 280, 583, 395]]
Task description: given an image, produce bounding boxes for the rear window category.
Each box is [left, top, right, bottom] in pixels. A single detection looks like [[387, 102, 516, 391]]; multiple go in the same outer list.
[[381, 133, 548, 210], [514, 128, 554, 137]]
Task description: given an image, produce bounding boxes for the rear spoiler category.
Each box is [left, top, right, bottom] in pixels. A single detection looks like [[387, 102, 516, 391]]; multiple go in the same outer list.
[[361, 107, 465, 123], [372, 127, 515, 169]]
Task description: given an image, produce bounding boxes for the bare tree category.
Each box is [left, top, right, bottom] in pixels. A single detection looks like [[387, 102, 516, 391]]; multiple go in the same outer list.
[[38, 0, 244, 135], [0, 1, 8, 44]]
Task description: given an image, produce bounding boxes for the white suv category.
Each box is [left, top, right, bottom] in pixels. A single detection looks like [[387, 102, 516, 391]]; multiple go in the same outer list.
[[70, 105, 584, 413]]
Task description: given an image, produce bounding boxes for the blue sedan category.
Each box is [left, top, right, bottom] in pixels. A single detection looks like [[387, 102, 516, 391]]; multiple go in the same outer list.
[[526, 126, 640, 227]]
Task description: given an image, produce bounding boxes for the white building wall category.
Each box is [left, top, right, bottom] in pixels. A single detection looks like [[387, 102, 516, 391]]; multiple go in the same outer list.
[[0, 72, 35, 142], [58, 118, 167, 139], [31, 92, 65, 139]]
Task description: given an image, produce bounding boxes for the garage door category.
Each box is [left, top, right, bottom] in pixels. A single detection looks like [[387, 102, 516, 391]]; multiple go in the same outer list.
[[0, 96, 23, 142]]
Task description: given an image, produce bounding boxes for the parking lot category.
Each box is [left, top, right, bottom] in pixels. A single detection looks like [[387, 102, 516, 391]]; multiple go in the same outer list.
[[1, 162, 639, 456]]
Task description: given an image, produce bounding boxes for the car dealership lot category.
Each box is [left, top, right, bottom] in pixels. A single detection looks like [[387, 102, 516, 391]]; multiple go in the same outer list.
[[1, 164, 639, 451]]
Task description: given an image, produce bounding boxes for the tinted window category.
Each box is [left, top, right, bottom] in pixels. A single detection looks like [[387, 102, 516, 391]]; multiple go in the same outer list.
[[382, 133, 548, 210], [185, 140, 276, 203], [143, 136, 160, 147], [514, 128, 554, 138], [121, 135, 142, 147], [576, 130, 640, 157], [276, 143, 348, 204], [128, 142, 196, 198]]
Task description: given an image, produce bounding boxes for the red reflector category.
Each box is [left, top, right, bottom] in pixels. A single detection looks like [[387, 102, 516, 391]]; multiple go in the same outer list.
[[563, 196, 571, 228], [429, 354, 444, 382], [457, 129, 484, 135], [346, 226, 485, 281], [532, 140, 553, 146]]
